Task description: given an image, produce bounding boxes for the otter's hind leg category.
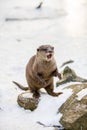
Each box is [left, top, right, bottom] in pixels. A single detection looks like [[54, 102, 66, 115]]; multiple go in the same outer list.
[[33, 91, 40, 98], [45, 84, 63, 97], [30, 88, 40, 98], [26, 79, 40, 98]]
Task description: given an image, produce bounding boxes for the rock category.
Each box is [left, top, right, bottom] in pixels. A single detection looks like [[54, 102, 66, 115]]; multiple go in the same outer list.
[[59, 83, 87, 130], [56, 66, 87, 86], [17, 91, 39, 111]]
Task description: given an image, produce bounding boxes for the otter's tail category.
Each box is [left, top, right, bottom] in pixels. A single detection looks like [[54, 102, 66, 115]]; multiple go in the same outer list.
[[13, 81, 28, 91]]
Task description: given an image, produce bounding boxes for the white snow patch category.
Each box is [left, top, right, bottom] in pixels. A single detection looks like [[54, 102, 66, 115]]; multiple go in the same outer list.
[[5, 7, 67, 20], [29, 88, 73, 126], [22, 92, 33, 98], [77, 88, 87, 101], [56, 88, 73, 108]]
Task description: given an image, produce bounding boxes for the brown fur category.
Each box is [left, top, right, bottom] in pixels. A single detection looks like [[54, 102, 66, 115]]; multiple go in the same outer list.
[[13, 45, 63, 98]]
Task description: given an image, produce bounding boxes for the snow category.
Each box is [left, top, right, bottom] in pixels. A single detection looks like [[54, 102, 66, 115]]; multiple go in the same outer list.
[[0, 0, 87, 130], [77, 88, 87, 101], [22, 92, 33, 98]]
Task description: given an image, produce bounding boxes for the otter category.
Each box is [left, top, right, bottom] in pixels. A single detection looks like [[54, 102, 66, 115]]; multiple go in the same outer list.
[[13, 45, 63, 98]]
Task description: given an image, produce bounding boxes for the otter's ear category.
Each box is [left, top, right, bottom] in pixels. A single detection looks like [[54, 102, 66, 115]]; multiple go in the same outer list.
[[37, 48, 39, 51]]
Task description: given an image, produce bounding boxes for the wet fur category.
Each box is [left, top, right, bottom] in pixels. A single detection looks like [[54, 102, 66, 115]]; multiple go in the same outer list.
[[13, 45, 62, 98]]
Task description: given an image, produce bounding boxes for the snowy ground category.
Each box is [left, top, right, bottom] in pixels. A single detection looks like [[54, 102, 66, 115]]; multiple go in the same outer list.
[[0, 0, 87, 130]]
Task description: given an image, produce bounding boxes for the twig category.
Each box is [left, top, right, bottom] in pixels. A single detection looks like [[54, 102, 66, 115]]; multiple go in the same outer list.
[[60, 60, 74, 68], [37, 121, 65, 129]]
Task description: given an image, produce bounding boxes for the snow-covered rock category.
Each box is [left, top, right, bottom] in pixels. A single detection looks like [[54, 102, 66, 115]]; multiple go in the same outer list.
[[59, 83, 87, 130]]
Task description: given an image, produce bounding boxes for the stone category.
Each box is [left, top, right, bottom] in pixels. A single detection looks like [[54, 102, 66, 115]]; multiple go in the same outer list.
[[56, 66, 87, 86], [17, 91, 39, 111], [59, 84, 87, 130]]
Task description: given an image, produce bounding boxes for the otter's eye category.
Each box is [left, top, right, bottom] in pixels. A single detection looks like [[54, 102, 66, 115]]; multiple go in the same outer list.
[[52, 47, 54, 50], [41, 48, 47, 51], [37, 48, 39, 51]]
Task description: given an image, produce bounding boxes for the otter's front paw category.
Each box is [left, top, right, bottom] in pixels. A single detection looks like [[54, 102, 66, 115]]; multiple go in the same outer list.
[[58, 73, 62, 80], [40, 79, 46, 86]]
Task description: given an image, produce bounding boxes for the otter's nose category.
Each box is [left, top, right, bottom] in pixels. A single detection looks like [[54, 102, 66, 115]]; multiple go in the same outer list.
[[47, 48, 53, 53], [48, 50, 53, 53]]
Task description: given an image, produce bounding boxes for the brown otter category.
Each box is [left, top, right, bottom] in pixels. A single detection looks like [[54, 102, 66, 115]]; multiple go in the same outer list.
[[13, 45, 63, 98]]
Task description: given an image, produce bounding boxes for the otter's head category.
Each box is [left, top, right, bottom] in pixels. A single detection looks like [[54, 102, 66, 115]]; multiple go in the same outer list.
[[37, 45, 54, 62]]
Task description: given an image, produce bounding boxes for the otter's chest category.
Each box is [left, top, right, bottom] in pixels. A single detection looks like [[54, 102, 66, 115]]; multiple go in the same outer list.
[[38, 61, 57, 78]]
